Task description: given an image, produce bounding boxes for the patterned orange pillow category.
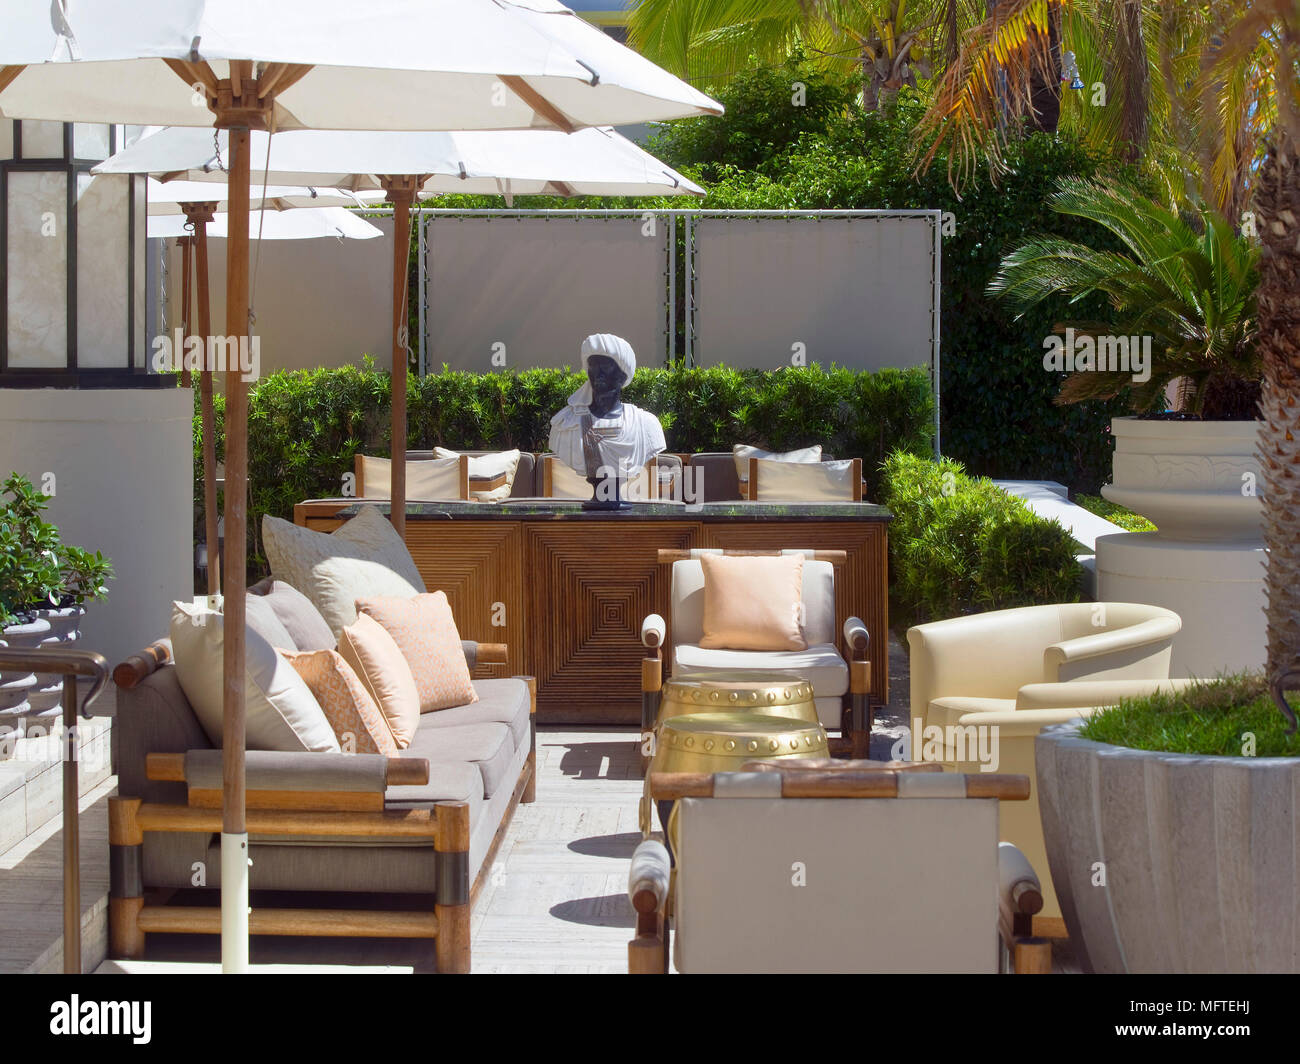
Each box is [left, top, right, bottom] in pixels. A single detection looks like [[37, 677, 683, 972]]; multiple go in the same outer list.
[[280, 648, 398, 756], [357, 592, 479, 713]]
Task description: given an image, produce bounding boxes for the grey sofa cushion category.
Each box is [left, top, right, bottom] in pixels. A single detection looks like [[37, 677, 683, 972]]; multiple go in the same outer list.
[[402, 720, 515, 799], [244, 593, 297, 651], [250, 578, 336, 652], [423, 678, 530, 751], [385, 758, 483, 809]]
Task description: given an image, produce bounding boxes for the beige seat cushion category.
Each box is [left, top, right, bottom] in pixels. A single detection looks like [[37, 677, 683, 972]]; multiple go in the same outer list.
[[673, 642, 849, 698], [699, 553, 806, 651], [434, 447, 521, 502], [358, 454, 462, 501], [169, 600, 339, 753], [337, 613, 421, 748], [751, 458, 858, 502], [402, 720, 515, 799], [262, 507, 425, 637], [357, 592, 478, 714], [281, 648, 398, 755], [424, 678, 531, 751]]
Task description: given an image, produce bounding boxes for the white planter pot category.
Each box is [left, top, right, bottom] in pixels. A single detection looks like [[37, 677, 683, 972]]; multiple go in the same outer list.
[[1101, 416, 1263, 540], [0, 617, 52, 758], [1037, 721, 1300, 972], [1097, 417, 1265, 676], [26, 605, 84, 716]]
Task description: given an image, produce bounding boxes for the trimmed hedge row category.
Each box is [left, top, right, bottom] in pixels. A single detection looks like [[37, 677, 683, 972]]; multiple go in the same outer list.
[[195, 363, 935, 574], [880, 451, 1082, 631]]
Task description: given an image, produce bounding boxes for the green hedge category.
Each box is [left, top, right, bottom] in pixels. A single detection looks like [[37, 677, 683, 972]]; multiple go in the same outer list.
[[880, 451, 1082, 631], [196, 363, 934, 575]]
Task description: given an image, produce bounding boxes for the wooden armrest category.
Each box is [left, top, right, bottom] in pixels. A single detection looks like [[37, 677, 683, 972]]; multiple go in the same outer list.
[[113, 640, 173, 689], [476, 643, 508, 666], [146, 751, 427, 787]]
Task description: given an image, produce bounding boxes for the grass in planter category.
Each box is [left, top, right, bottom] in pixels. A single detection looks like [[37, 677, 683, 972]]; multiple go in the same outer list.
[[1074, 493, 1156, 533], [1079, 673, 1300, 757]]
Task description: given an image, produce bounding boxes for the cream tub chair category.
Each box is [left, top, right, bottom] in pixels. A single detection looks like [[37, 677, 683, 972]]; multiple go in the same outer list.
[[907, 602, 1184, 924]]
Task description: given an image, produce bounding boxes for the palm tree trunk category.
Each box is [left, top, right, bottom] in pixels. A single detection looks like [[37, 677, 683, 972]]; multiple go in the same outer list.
[[1116, 0, 1149, 163], [1254, 135, 1300, 725]]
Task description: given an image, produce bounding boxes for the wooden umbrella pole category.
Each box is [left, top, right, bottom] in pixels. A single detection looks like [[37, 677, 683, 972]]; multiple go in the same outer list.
[[220, 120, 252, 975], [179, 236, 193, 387], [184, 203, 221, 596], [382, 176, 418, 541]]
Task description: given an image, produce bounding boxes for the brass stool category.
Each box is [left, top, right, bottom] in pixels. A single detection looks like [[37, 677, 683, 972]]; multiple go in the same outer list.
[[640, 711, 829, 837]]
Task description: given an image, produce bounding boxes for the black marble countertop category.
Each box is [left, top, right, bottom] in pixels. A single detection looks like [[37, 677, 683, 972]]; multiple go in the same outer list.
[[329, 499, 893, 522]]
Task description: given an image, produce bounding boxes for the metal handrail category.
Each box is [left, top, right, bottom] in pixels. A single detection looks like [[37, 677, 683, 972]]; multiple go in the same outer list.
[[0, 647, 109, 974]]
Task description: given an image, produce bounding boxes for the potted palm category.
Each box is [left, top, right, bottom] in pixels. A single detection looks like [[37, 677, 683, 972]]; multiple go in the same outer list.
[[0, 473, 113, 732]]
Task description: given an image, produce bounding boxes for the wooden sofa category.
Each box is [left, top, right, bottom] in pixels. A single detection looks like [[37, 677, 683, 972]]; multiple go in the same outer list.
[[108, 636, 536, 973]]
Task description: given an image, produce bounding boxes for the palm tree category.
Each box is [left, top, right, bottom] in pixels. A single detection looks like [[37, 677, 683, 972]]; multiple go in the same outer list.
[[627, 0, 950, 111], [987, 176, 1260, 416]]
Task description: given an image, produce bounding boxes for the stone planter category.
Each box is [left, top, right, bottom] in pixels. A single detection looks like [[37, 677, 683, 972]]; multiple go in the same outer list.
[[26, 605, 84, 716], [0, 616, 52, 758], [1096, 417, 1265, 676], [1036, 720, 1300, 973]]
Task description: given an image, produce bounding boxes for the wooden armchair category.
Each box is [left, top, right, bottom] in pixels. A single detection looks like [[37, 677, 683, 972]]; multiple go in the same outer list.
[[630, 763, 1051, 974], [640, 548, 874, 763]]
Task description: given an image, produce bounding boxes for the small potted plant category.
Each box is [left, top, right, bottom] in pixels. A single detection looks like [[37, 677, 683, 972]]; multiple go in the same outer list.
[[0, 473, 113, 726]]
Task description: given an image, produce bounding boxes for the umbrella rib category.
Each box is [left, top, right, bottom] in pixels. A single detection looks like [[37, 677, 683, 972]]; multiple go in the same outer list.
[[0, 66, 24, 94], [164, 58, 218, 97], [500, 75, 576, 133], [258, 64, 313, 100]]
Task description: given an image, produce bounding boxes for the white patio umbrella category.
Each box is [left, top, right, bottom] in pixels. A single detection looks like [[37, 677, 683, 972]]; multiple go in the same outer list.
[[149, 204, 381, 240], [0, 0, 720, 973]]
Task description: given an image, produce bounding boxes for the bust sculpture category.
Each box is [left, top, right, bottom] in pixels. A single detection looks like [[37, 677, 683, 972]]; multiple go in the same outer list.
[[548, 333, 666, 509]]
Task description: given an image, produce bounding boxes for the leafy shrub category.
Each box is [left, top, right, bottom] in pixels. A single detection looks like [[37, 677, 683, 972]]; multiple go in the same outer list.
[[881, 451, 1082, 630], [1074, 493, 1156, 533], [198, 364, 934, 576]]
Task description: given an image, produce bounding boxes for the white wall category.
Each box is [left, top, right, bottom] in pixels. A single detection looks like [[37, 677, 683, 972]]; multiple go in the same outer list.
[[0, 387, 193, 668]]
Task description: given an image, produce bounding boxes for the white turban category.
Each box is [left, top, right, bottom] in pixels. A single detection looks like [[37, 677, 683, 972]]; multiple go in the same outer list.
[[570, 333, 636, 408]]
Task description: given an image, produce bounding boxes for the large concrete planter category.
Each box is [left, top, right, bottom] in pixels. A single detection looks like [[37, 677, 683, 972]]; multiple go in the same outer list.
[[1036, 721, 1300, 973], [25, 605, 84, 717], [1097, 416, 1265, 676], [0, 617, 51, 759]]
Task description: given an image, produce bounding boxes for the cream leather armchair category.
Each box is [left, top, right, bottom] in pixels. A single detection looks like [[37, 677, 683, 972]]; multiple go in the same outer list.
[[908, 602, 1185, 925], [907, 602, 1181, 739]]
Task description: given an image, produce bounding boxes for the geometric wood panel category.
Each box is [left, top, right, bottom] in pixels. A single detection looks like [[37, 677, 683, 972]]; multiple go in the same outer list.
[[700, 522, 890, 704], [525, 521, 698, 722], [402, 521, 525, 681]]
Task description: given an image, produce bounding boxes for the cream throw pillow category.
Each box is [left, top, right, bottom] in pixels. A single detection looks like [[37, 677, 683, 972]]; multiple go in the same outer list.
[[733, 444, 822, 483], [434, 448, 521, 502], [358, 592, 479, 713], [750, 458, 858, 502], [262, 507, 425, 637], [337, 612, 422, 748], [169, 601, 339, 753], [358, 455, 462, 501], [698, 554, 808, 651], [281, 648, 398, 755]]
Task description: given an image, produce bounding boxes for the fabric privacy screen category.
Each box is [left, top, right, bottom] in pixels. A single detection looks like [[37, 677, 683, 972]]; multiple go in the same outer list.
[[425, 214, 668, 371], [691, 213, 938, 372]]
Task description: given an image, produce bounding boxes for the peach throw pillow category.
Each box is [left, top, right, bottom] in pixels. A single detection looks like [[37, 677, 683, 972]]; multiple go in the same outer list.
[[281, 648, 399, 756], [337, 612, 421, 748], [357, 592, 479, 713], [698, 554, 808, 651]]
